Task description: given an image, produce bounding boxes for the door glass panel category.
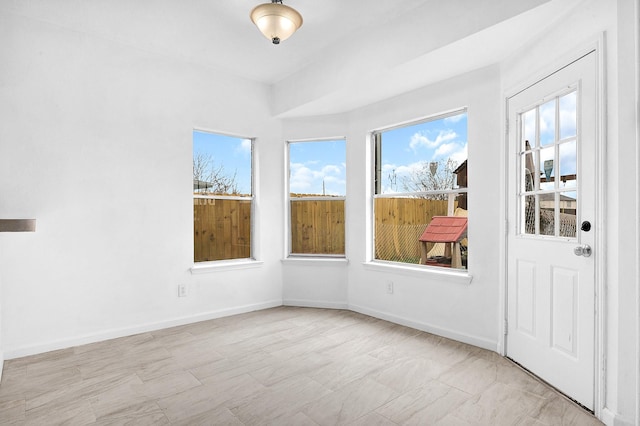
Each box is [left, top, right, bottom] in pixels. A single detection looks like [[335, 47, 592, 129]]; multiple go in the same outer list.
[[522, 109, 537, 149], [539, 193, 555, 236], [539, 147, 555, 190], [522, 152, 535, 193], [522, 195, 536, 235], [559, 191, 577, 237], [518, 88, 578, 239], [559, 140, 577, 189], [540, 99, 556, 147], [559, 91, 577, 140]]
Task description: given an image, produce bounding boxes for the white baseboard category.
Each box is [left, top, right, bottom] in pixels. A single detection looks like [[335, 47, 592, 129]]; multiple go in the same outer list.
[[600, 407, 635, 426], [0, 351, 4, 383], [3, 300, 282, 360], [283, 299, 349, 310], [349, 303, 498, 352]]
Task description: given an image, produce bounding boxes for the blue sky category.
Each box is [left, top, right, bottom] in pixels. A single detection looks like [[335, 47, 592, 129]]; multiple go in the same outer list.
[[289, 140, 346, 196], [522, 91, 577, 192], [193, 130, 252, 194], [379, 112, 468, 193], [193, 112, 468, 197]]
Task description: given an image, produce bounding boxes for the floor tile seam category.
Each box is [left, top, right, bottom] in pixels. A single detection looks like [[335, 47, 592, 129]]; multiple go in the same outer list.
[[88, 398, 164, 423], [132, 369, 205, 395], [432, 355, 486, 382], [366, 409, 399, 425], [23, 382, 96, 414], [23, 395, 97, 422], [503, 358, 599, 418]]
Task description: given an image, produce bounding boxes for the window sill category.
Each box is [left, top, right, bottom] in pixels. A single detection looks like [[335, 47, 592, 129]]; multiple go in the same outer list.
[[362, 261, 473, 284], [282, 257, 349, 266], [190, 259, 264, 274]]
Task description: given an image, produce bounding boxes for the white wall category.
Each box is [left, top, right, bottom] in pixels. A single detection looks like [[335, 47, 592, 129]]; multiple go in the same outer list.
[[501, 0, 638, 423], [346, 66, 502, 350], [0, 11, 284, 358], [0, 2, 637, 424], [281, 115, 350, 309], [280, 66, 502, 349]]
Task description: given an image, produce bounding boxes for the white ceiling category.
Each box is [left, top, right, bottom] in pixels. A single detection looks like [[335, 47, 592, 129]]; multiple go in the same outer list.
[[3, 0, 584, 117]]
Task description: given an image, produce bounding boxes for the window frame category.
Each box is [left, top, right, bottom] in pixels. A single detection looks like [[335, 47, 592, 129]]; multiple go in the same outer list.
[[286, 137, 347, 259], [192, 128, 256, 266], [516, 86, 579, 241], [370, 109, 469, 272]]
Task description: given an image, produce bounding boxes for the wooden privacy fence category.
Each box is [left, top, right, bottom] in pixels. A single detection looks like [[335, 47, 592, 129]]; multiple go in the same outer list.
[[194, 197, 251, 262], [374, 197, 452, 263], [290, 199, 345, 255], [194, 196, 457, 262]]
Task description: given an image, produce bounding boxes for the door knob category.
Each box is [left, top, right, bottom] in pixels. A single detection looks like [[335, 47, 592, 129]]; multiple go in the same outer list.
[[573, 244, 592, 257]]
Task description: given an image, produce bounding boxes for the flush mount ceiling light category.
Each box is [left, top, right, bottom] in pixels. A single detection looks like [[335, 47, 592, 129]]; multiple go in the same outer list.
[[250, 0, 303, 45]]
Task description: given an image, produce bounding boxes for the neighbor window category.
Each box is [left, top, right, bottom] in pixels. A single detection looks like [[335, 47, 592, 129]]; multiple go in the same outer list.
[[288, 139, 346, 256], [373, 111, 468, 270], [193, 130, 253, 262]]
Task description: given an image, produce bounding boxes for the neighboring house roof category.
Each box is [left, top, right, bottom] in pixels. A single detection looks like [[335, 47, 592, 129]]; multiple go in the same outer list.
[[453, 159, 467, 175], [193, 179, 213, 190], [419, 216, 468, 243]]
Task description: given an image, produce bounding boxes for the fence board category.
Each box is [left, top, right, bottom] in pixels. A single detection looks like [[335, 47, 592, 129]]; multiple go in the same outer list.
[[195, 196, 456, 262], [194, 198, 251, 262], [290, 199, 345, 255], [374, 198, 452, 263]]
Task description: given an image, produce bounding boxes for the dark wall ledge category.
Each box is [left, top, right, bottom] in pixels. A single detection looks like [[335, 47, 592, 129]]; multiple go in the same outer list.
[[0, 219, 36, 232]]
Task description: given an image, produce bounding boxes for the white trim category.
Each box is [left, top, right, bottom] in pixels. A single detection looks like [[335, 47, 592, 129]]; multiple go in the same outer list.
[[190, 260, 264, 274], [290, 196, 346, 201], [286, 136, 347, 144], [283, 299, 349, 310], [593, 33, 608, 423], [285, 138, 348, 258], [374, 188, 468, 198], [281, 257, 349, 266], [284, 139, 291, 258], [349, 303, 497, 351], [362, 261, 473, 284], [600, 408, 615, 426], [601, 408, 635, 426], [635, 3, 640, 425], [370, 108, 468, 134], [0, 352, 4, 383], [502, 35, 606, 420], [3, 300, 282, 360], [193, 195, 253, 201]]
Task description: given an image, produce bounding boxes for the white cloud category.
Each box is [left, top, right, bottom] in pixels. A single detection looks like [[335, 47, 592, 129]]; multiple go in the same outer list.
[[290, 161, 345, 194], [381, 162, 424, 184], [429, 140, 468, 164], [321, 164, 341, 175], [409, 130, 457, 152], [236, 139, 252, 156], [444, 113, 466, 123], [450, 144, 468, 165], [433, 142, 457, 158]]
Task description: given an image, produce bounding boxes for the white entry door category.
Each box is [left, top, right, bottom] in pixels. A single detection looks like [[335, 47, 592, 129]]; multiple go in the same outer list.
[[506, 51, 597, 410]]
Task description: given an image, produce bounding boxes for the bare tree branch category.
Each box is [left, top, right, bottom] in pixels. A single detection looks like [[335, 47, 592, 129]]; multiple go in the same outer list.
[[401, 158, 458, 199], [193, 153, 240, 195]]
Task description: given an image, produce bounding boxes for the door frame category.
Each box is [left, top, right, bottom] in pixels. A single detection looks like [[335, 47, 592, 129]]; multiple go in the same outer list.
[[499, 35, 607, 417]]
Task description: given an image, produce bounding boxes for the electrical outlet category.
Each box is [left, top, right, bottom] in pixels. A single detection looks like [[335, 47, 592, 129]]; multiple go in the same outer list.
[[178, 284, 188, 297], [386, 281, 394, 294]]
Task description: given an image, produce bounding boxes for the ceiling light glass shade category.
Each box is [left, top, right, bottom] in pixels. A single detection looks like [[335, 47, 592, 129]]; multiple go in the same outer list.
[[250, 2, 303, 44]]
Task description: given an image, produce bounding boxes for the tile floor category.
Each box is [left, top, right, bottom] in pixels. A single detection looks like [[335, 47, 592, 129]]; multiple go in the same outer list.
[[0, 307, 603, 425]]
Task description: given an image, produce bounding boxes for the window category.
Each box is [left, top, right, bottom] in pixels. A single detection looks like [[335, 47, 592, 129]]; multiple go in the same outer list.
[[193, 130, 253, 262], [519, 90, 577, 238], [288, 139, 346, 256], [373, 111, 468, 270]]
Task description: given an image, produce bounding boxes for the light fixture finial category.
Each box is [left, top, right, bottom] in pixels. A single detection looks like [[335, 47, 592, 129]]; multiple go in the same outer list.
[[250, 0, 303, 44]]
